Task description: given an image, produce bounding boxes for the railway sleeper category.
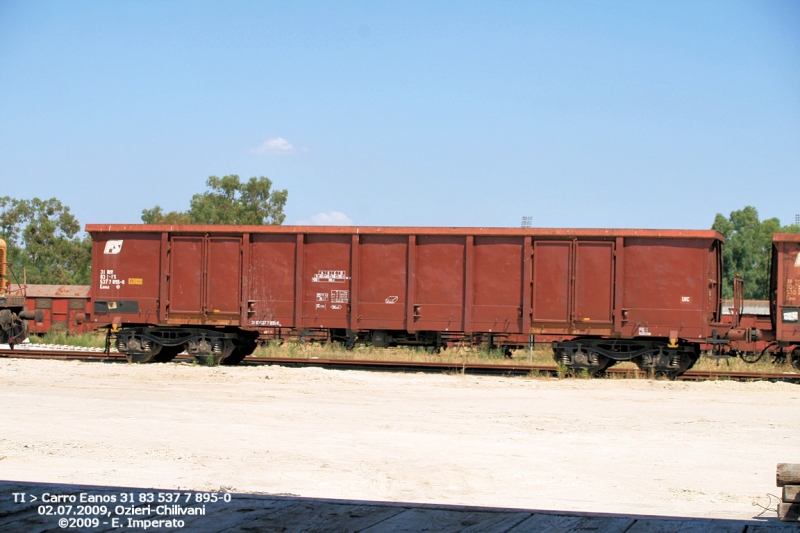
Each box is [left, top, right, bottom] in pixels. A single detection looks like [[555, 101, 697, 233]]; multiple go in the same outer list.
[[554, 338, 699, 378], [115, 327, 257, 365]]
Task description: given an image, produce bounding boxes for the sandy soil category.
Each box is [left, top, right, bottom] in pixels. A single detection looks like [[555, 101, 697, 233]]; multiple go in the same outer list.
[[1, 359, 798, 520]]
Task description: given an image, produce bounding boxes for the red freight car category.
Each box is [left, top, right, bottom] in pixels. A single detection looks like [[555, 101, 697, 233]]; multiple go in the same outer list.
[[22, 285, 92, 336], [717, 299, 772, 361], [701, 234, 800, 369], [3, 284, 92, 338], [770, 234, 800, 367], [87, 225, 725, 376]]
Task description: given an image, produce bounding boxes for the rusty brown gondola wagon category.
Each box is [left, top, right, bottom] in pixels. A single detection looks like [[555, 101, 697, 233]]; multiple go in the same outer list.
[[86, 225, 735, 376]]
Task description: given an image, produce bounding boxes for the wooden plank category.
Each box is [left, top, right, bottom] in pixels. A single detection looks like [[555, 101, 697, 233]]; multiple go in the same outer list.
[[508, 513, 634, 533], [361, 508, 530, 533], [160, 497, 299, 533], [106, 495, 276, 533], [784, 485, 800, 503], [778, 503, 800, 522], [747, 526, 800, 533], [625, 518, 745, 533], [240, 500, 406, 533], [778, 464, 800, 487]]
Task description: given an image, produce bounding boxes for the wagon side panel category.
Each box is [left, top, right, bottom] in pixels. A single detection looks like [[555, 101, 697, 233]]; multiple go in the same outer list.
[[574, 241, 615, 331], [248, 234, 297, 329], [302, 234, 352, 330], [205, 236, 242, 318], [531, 240, 572, 329], [90, 231, 163, 328], [168, 236, 204, 315], [471, 236, 524, 334], [621, 237, 710, 340], [29, 295, 51, 335], [357, 235, 408, 331], [413, 235, 465, 332]]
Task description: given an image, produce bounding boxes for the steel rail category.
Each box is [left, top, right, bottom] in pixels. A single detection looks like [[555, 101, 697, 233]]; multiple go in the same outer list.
[[1, 349, 798, 382]]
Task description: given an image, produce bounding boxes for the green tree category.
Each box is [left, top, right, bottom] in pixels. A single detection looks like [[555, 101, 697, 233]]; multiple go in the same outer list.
[[712, 206, 800, 299], [142, 175, 288, 225], [0, 196, 91, 285]]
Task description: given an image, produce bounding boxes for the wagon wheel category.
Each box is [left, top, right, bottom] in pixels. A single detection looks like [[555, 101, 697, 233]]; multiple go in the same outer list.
[[586, 354, 613, 377], [654, 370, 679, 381], [153, 345, 183, 363], [791, 349, 800, 371], [592, 355, 614, 377], [222, 343, 257, 365], [126, 352, 156, 364], [566, 350, 609, 377]]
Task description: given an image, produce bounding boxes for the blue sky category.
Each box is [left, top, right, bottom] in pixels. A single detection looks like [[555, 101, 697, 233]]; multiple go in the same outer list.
[[1, 1, 798, 229]]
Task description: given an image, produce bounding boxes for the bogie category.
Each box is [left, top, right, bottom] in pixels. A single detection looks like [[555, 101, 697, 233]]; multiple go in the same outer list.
[[554, 338, 699, 378], [115, 327, 257, 365]]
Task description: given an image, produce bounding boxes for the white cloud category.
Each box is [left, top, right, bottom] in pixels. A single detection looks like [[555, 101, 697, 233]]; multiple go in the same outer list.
[[251, 137, 301, 155], [297, 211, 354, 226]]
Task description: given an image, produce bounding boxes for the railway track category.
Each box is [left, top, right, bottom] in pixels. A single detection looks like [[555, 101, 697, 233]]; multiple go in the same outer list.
[[1, 347, 799, 382]]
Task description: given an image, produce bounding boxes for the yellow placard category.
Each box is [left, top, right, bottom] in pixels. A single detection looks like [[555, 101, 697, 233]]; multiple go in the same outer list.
[[128, 278, 143, 285]]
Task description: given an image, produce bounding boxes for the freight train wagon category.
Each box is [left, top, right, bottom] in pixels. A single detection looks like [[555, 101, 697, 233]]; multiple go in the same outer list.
[[87, 225, 725, 376], [718, 299, 772, 361], [705, 233, 800, 368], [22, 285, 92, 336], [768, 233, 800, 367]]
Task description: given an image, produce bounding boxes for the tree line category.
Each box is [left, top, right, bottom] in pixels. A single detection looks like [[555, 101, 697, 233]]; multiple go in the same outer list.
[[1, 175, 286, 286], [1, 176, 796, 300], [712, 206, 799, 299]]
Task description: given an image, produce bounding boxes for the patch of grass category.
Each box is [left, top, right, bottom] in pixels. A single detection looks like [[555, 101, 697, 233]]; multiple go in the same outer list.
[[28, 331, 107, 348], [251, 341, 558, 367], [692, 353, 793, 374]]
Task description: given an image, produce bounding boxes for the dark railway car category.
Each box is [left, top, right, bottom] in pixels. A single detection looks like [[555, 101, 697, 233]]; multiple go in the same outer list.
[[87, 225, 725, 376], [0, 238, 33, 345]]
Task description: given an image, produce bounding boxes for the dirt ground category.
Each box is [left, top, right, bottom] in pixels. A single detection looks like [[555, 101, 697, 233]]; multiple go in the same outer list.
[[1, 359, 799, 520]]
